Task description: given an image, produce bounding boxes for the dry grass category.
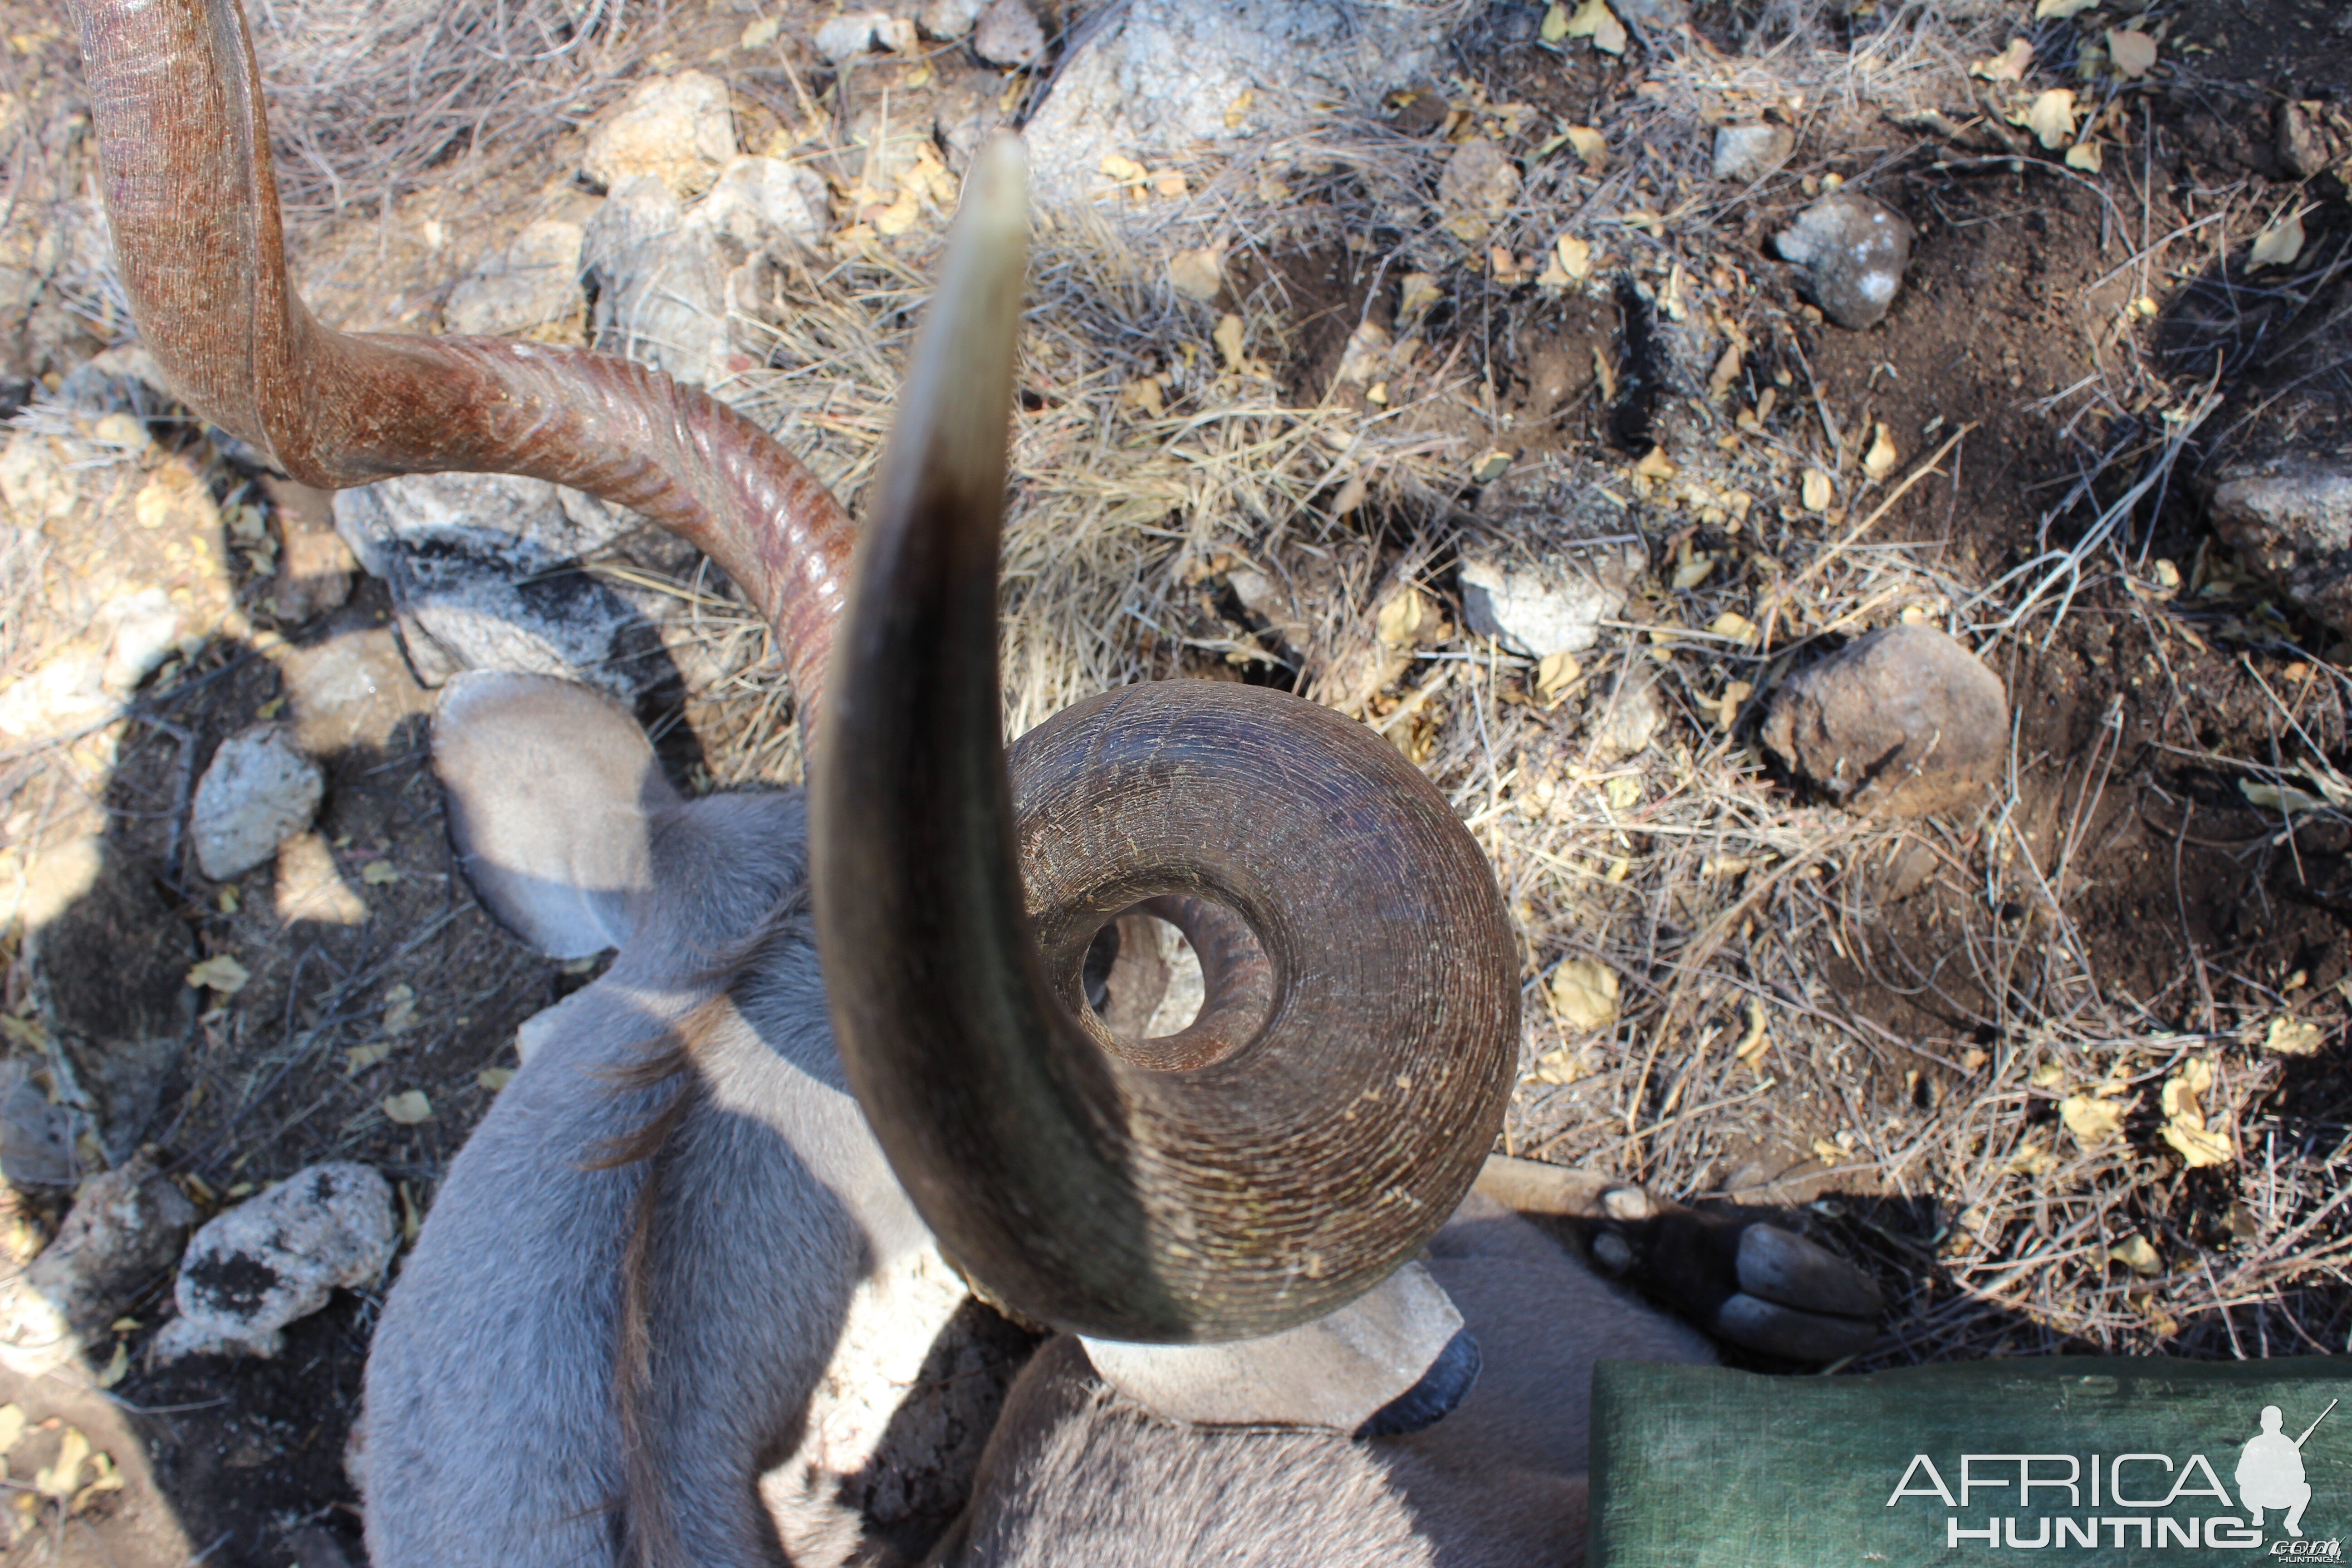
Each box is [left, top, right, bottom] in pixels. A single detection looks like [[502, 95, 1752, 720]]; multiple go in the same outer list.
[[248, 0, 646, 220]]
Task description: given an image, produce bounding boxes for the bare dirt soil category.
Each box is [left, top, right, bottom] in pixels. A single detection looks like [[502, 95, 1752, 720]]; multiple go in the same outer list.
[[0, 0, 2349, 1560]]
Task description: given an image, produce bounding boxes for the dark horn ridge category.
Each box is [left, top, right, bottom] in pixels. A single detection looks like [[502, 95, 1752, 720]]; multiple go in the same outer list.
[[812, 138, 1519, 1344]]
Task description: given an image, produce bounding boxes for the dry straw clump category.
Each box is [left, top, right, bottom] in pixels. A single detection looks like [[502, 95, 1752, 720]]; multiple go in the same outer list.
[[248, 0, 641, 218]]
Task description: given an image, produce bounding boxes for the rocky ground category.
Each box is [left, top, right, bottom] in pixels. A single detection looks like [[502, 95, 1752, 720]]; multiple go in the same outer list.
[[0, 0, 2349, 1559]]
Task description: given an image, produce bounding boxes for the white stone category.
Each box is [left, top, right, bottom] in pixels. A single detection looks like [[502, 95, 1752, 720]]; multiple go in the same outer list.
[[972, 0, 1046, 66], [1457, 547, 1640, 659], [583, 71, 736, 199], [816, 10, 916, 60], [919, 0, 987, 39], [191, 724, 325, 881], [1712, 122, 1793, 183], [686, 156, 830, 251], [1022, 0, 1450, 208], [154, 1163, 397, 1361], [444, 220, 586, 338]]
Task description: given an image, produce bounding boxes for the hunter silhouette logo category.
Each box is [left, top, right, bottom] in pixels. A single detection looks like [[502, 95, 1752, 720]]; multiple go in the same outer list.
[[2239, 1400, 2333, 1539], [1883, 1398, 2341, 1552]]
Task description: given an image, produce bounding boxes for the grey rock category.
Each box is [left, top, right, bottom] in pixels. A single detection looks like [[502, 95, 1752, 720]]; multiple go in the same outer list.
[[1762, 624, 2008, 818], [333, 470, 680, 700], [583, 158, 822, 389], [191, 724, 325, 881], [0, 1152, 196, 1372], [972, 0, 1046, 66], [154, 1162, 397, 1361], [1713, 121, 1793, 183], [581, 174, 723, 387], [816, 10, 916, 60], [1459, 550, 1640, 659], [582, 71, 736, 199], [1773, 191, 1914, 330], [691, 156, 829, 252], [444, 219, 585, 338], [1592, 661, 1665, 763], [2205, 452, 2352, 635], [920, 0, 987, 39], [932, 64, 1012, 172], [19, 838, 195, 1154], [1022, 0, 1449, 209], [0, 1062, 76, 1189]]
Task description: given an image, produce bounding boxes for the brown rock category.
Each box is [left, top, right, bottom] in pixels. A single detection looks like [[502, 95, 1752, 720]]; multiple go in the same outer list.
[[1761, 624, 2008, 818]]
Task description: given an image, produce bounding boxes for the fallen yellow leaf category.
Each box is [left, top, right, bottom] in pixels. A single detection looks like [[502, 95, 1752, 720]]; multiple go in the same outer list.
[[1536, 651, 1581, 702], [2060, 1091, 2126, 1146], [1862, 421, 1898, 480], [2107, 1234, 2163, 1275], [1801, 469, 1833, 511], [1734, 998, 1770, 1063], [1564, 125, 1607, 172], [34, 1426, 88, 1499], [1528, 1046, 1588, 1085], [96, 1339, 127, 1389], [362, 860, 401, 885], [1539, 1, 1570, 42], [2025, 88, 2077, 150], [2035, 0, 2096, 18], [1376, 586, 1430, 648], [2250, 213, 2307, 270], [1548, 957, 1622, 1032], [477, 1067, 516, 1092], [2007, 1143, 2058, 1177], [1561, 0, 1625, 53], [2107, 28, 2156, 78], [1212, 313, 1248, 370], [1971, 38, 2033, 81], [1710, 612, 1759, 645], [1554, 234, 1593, 280], [2264, 1015, 2324, 1057], [381, 1090, 434, 1125], [185, 954, 251, 995], [2065, 140, 2103, 174], [1167, 245, 1223, 301], [346, 1043, 391, 1077], [2159, 1057, 2234, 1167], [1671, 552, 1713, 589]]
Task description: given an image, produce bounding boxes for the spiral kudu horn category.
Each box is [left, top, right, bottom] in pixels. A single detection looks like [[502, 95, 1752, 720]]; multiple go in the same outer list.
[[65, 0, 852, 711], [813, 140, 1519, 1344]]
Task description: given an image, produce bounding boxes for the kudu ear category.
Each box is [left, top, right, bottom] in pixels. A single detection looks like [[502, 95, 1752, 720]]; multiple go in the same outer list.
[[432, 672, 678, 959]]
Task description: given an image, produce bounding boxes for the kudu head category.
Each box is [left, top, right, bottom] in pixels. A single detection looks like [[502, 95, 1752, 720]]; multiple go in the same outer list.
[[68, 0, 1519, 1345]]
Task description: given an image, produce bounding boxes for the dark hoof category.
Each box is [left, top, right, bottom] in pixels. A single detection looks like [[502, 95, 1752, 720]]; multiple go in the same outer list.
[[1601, 1208, 1882, 1363]]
